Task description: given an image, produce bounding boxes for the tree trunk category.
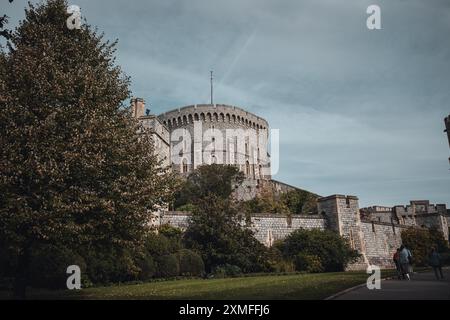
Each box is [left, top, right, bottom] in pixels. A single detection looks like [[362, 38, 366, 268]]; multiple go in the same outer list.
[[13, 246, 30, 300]]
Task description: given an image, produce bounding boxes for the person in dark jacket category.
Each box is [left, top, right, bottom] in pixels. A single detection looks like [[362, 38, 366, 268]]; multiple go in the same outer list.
[[393, 248, 402, 280], [428, 247, 444, 280]]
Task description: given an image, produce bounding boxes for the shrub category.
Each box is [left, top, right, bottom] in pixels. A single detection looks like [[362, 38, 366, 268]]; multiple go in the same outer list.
[[156, 254, 180, 278], [294, 253, 324, 273], [401, 227, 448, 266], [280, 229, 359, 272], [28, 245, 87, 289], [212, 264, 242, 278], [137, 255, 157, 281], [177, 249, 205, 277], [82, 247, 139, 285]]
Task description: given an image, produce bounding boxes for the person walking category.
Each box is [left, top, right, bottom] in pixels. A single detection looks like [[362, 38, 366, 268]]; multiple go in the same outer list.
[[399, 244, 412, 280], [428, 247, 444, 280], [393, 248, 402, 280]]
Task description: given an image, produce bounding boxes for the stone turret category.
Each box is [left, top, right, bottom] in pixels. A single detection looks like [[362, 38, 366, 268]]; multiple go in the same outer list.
[[318, 195, 369, 270], [131, 97, 146, 118]]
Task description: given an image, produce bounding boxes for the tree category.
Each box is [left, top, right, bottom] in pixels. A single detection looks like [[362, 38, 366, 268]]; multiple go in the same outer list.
[[241, 185, 290, 214], [184, 195, 269, 273], [281, 189, 318, 215], [279, 229, 360, 272], [401, 227, 448, 266], [173, 164, 244, 209], [0, 0, 175, 297], [0, 1, 15, 40]]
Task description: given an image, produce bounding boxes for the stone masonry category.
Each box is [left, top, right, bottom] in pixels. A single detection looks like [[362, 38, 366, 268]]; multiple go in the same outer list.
[[135, 99, 450, 271]]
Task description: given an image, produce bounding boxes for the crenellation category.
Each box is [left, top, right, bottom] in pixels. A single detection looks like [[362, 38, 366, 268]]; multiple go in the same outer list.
[[135, 99, 449, 271]]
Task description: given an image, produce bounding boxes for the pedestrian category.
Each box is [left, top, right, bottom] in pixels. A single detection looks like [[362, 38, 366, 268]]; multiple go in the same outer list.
[[393, 248, 402, 280], [399, 244, 412, 280], [428, 247, 444, 280]]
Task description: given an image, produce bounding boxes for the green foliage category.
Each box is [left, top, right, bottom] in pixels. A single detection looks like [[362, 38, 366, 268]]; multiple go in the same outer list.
[[242, 186, 290, 214], [240, 187, 318, 215], [281, 189, 318, 214], [176, 203, 197, 212], [82, 247, 140, 284], [266, 246, 296, 273], [184, 194, 270, 274], [155, 254, 180, 278], [212, 264, 242, 278], [294, 253, 324, 273], [28, 245, 87, 289], [137, 255, 156, 281], [0, 0, 177, 295], [280, 229, 359, 272], [177, 249, 205, 277], [401, 227, 448, 266], [174, 164, 244, 209]]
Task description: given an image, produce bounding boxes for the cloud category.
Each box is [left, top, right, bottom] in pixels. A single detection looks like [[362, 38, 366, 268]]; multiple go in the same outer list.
[[4, 0, 450, 206]]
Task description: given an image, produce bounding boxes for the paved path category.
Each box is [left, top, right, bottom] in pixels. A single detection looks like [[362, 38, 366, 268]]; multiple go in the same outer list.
[[334, 268, 450, 300]]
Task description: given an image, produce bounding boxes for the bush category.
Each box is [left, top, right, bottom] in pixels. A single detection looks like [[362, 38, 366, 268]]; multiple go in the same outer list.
[[212, 264, 242, 278], [137, 255, 157, 281], [280, 229, 359, 272], [156, 254, 180, 278], [401, 227, 449, 266], [82, 247, 139, 285], [294, 253, 324, 273], [28, 245, 88, 290], [177, 249, 205, 277]]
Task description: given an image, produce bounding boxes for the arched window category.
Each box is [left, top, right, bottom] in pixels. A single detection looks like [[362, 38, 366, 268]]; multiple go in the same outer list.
[[188, 114, 193, 123], [194, 113, 199, 121]]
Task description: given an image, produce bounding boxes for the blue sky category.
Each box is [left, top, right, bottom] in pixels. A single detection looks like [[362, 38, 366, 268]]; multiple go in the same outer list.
[[3, 0, 450, 207]]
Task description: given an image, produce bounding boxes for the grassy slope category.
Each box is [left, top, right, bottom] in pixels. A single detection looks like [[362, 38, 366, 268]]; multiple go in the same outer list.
[[1, 270, 399, 300]]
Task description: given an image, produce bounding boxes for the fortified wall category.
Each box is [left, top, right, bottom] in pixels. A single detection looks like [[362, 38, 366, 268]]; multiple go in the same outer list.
[[156, 195, 449, 271]]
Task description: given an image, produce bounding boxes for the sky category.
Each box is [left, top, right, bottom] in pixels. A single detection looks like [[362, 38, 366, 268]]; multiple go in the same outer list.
[[3, 0, 450, 207]]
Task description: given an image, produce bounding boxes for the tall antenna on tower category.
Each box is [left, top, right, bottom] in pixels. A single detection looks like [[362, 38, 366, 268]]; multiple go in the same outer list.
[[210, 70, 214, 105]]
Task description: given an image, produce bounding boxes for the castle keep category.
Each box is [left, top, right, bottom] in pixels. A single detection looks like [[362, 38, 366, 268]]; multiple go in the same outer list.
[[132, 98, 450, 270]]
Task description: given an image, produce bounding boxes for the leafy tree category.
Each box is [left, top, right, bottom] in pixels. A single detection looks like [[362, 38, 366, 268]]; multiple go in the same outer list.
[[184, 195, 269, 273], [177, 249, 205, 277], [281, 189, 318, 215], [280, 229, 359, 272], [242, 185, 290, 214], [0, 1, 15, 40], [0, 0, 175, 297], [174, 164, 244, 209], [401, 227, 448, 266]]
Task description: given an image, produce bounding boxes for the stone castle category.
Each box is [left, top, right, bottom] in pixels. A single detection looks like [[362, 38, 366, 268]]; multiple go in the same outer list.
[[131, 98, 450, 270]]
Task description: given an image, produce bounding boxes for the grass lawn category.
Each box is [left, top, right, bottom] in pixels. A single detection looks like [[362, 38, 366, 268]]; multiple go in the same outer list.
[[0, 269, 400, 300]]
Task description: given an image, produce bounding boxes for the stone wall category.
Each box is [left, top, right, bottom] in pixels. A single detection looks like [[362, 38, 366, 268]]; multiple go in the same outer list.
[[159, 211, 327, 247], [157, 104, 271, 180], [243, 213, 326, 246], [360, 221, 405, 268]]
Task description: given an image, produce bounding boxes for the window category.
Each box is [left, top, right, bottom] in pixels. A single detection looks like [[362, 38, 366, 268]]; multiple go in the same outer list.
[[245, 161, 250, 175]]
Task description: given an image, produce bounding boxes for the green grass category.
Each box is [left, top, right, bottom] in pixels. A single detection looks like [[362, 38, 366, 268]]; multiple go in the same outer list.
[[0, 269, 400, 300]]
